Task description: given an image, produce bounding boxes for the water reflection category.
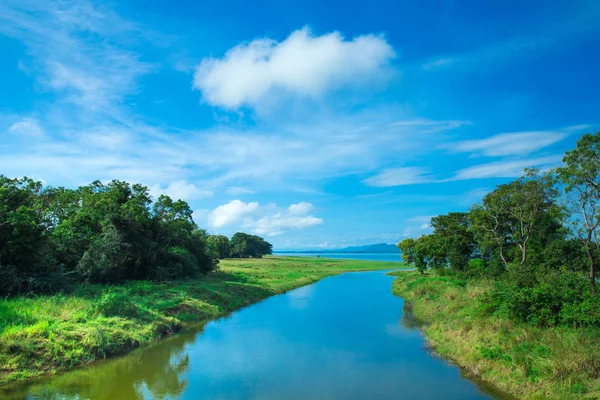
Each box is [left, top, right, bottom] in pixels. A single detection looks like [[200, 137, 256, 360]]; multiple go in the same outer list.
[[4, 271, 509, 400], [4, 328, 197, 400]]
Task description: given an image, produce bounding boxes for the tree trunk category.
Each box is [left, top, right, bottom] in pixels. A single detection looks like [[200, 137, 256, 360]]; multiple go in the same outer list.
[[499, 244, 508, 268], [591, 260, 597, 294], [584, 241, 596, 294]]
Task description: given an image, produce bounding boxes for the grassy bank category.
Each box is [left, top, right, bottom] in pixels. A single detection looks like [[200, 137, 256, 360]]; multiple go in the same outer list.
[[0, 256, 403, 386], [391, 271, 600, 400]]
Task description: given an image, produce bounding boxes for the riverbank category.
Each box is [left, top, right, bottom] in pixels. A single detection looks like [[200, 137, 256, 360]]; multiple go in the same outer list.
[[0, 256, 403, 386], [390, 271, 600, 400]]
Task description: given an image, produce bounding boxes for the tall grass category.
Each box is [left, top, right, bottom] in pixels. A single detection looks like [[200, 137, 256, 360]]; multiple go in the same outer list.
[[391, 271, 600, 399]]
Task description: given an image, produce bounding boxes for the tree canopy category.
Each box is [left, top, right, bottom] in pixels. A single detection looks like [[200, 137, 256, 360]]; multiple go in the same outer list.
[[0, 176, 275, 296], [398, 131, 600, 327]]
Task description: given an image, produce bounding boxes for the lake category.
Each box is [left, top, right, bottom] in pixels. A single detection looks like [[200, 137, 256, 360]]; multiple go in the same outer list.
[[274, 252, 403, 262], [4, 271, 506, 400]]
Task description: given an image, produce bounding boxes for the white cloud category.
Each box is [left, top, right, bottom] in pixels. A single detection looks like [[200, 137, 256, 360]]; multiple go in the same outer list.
[[287, 202, 313, 215], [208, 200, 323, 236], [448, 126, 587, 156], [0, 0, 152, 111], [363, 167, 431, 187], [254, 214, 323, 237], [193, 26, 396, 109], [150, 180, 213, 202], [209, 200, 260, 228], [8, 118, 44, 137], [451, 155, 562, 181]]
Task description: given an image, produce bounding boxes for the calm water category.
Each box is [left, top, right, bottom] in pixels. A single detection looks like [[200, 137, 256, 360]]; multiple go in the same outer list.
[[274, 252, 403, 262], [5, 271, 507, 400]]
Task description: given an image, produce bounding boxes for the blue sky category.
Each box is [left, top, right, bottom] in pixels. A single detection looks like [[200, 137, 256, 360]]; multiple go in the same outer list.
[[1, 0, 599, 250]]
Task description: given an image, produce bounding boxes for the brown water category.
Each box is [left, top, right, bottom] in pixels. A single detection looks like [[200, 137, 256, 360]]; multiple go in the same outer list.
[[3, 271, 510, 400]]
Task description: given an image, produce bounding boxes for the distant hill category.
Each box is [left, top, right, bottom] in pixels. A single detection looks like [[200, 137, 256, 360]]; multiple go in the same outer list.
[[276, 243, 399, 254], [336, 243, 399, 253]]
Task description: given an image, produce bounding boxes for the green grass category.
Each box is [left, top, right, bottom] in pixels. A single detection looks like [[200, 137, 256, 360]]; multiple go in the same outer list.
[[390, 271, 600, 400], [0, 256, 404, 386]]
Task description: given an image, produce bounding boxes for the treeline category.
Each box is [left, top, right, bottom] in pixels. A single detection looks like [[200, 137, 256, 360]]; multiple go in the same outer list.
[[399, 132, 600, 328], [207, 232, 272, 259], [0, 177, 271, 296]]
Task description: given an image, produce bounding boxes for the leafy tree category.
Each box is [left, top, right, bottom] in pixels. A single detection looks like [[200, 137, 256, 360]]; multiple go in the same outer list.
[[470, 169, 558, 270], [430, 212, 474, 271], [557, 132, 600, 292], [229, 232, 272, 258], [398, 238, 425, 274], [0, 176, 217, 295], [207, 235, 230, 259]]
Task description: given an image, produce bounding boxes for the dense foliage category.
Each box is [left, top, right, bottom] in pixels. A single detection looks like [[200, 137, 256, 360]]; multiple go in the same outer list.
[[398, 132, 600, 328], [206, 232, 272, 259], [229, 232, 273, 258], [0, 176, 275, 296]]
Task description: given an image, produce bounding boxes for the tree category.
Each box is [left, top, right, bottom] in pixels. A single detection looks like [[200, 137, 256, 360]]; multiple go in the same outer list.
[[207, 235, 230, 259], [430, 212, 475, 272], [0, 176, 60, 294], [398, 238, 424, 274], [470, 169, 558, 270], [0, 176, 218, 294], [229, 232, 272, 258], [557, 132, 600, 292]]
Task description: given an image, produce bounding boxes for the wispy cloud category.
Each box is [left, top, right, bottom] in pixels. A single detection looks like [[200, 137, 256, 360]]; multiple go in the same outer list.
[[420, 4, 600, 71], [150, 180, 213, 202], [446, 125, 588, 156], [0, 0, 153, 113], [193, 26, 396, 110], [8, 118, 45, 137], [450, 155, 562, 181], [363, 167, 432, 187]]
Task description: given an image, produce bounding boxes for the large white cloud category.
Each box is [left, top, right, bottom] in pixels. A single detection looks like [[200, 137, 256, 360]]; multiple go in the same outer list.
[[208, 200, 323, 236], [193, 26, 396, 109], [209, 200, 260, 228]]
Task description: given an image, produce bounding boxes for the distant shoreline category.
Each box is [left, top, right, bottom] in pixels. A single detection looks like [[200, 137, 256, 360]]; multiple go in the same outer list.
[[274, 251, 400, 254]]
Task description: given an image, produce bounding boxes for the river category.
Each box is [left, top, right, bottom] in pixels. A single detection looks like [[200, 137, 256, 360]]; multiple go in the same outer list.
[[4, 271, 507, 399]]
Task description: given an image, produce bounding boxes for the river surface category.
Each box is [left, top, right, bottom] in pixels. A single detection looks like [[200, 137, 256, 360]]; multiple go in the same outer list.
[[273, 252, 403, 262], [5, 271, 506, 400]]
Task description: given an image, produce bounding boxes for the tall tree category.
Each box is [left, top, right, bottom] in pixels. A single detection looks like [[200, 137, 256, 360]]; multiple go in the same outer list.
[[557, 132, 600, 292], [470, 169, 558, 270]]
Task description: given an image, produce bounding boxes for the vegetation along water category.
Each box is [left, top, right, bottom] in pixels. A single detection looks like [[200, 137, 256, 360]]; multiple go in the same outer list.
[[0, 257, 402, 387], [396, 132, 600, 399], [4, 269, 511, 400]]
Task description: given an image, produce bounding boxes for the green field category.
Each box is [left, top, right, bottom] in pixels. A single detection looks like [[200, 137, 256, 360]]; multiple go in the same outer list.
[[390, 271, 600, 400], [0, 256, 404, 386]]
